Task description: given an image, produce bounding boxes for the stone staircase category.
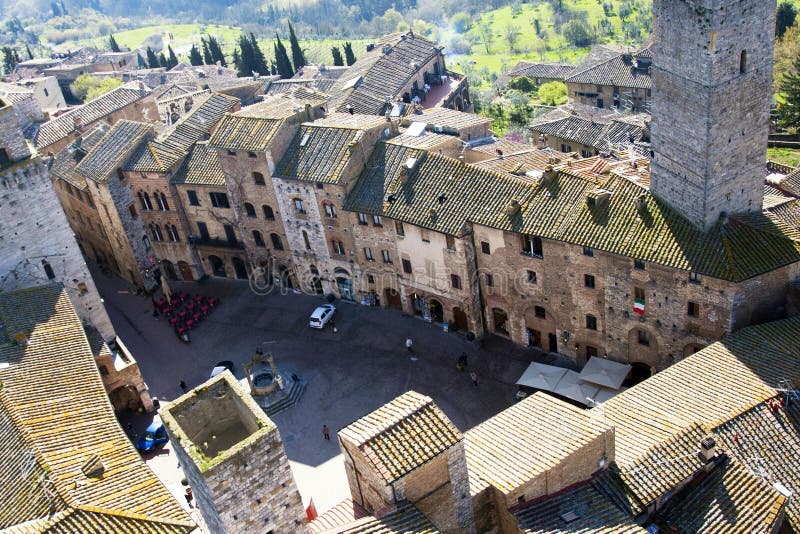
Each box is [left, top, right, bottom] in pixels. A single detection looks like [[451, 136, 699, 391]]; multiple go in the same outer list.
[[254, 372, 307, 417]]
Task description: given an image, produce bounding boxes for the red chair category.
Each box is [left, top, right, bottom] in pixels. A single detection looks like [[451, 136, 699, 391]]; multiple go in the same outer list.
[[178, 311, 187, 320], [200, 305, 210, 316], [193, 312, 202, 323], [186, 302, 195, 312], [179, 292, 188, 302], [185, 319, 194, 329], [195, 294, 204, 302], [169, 317, 178, 326]]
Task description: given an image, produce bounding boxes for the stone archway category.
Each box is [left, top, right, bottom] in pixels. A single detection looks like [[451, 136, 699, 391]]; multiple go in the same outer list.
[[429, 299, 444, 323], [682, 342, 706, 359], [492, 307, 509, 336], [109, 385, 141, 413], [161, 260, 178, 280], [385, 288, 402, 309], [232, 257, 248, 280], [452, 307, 468, 331], [627, 326, 661, 371], [334, 267, 353, 301], [208, 255, 226, 277], [625, 362, 653, 387], [177, 261, 194, 281]]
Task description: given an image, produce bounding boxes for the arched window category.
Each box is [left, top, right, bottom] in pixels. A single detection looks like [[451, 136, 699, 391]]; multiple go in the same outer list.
[[253, 230, 265, 247], [150, 224, 163, 241], [142, 235, 151, 249], [270, 233, 284, 250], [244, 202, 256, 218], [740, 50, 746, 73], [253, 172, 265, 185], [302, 230, 311, 250], [158, 192, 170, 211], [137, 191, 148, 210], [168, 225, 180, 242], [262, 205, 275, 220], [141, 191, 153, 210]]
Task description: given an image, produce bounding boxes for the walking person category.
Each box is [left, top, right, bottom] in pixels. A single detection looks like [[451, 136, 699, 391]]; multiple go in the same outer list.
[[405, 337, 413, 352], [184, 486, 194, 508], [322, 424, 331, 440], [180, 380, 188, 393], [330, 319, 337, 333], [470, 371, 478, 387]]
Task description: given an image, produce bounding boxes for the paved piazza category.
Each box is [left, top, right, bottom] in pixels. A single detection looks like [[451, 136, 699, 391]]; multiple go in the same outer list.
[[99, 270, 530, 516]]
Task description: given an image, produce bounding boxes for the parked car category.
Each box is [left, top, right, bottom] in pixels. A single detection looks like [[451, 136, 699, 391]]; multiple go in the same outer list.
[[210, 360, 235, 379], [309, 304, 336, 329], [137, 418, 168, 451]]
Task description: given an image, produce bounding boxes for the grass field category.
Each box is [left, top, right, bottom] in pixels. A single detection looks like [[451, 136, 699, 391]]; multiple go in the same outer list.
[[768, 147, 800, 167]]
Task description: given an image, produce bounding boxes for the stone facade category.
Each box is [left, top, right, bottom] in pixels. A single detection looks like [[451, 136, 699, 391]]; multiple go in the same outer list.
[[650, 0, 775, 230], [567, 81, 651, 112], [161, 371, 307, 534]]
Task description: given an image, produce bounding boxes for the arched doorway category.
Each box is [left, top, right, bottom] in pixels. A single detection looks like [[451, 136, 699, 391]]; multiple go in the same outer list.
[[492, 307, 509, 336], [385, 288, 402, 309], [279, 266, 293, 289], [309, 265, 323, 295], [334, 268, 353, 301], [429, 299, 444, 323], [452, 307, 468, 331], [208, 255, 226, 277], [109, 385, 141, 412], [161, 260, 178, 280], [625, 362, 653, 387], [177, 261, 194, 281], [232, 257, 248, 280]]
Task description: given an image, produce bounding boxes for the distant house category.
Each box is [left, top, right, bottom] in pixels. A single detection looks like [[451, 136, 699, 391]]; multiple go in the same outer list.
[[503, 60, 575, 85], [564, 45, 653, 111]]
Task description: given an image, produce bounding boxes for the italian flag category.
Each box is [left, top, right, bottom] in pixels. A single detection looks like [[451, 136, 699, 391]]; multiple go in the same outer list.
[[633, 298, 645, 315]]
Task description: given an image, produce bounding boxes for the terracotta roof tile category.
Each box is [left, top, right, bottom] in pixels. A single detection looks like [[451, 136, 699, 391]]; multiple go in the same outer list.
[[74, 120, 152, 182], [171, 142, 225, 186], [207, 114, 283, 152], [274, 122, 364, 184]]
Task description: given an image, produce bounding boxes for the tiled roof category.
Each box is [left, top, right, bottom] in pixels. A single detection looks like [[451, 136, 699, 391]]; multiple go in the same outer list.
[[0, 285, 193, 533], [467, 137, 534, 156], [334, 504, 440, 534], [471, 149, 568, 179], [33, 83, 152, 149], [309, 498, 369, 533], [778, 167, 800, 197], [656, 457, 786, 533], [565, 47, 651, 89], [331, 32, 441, 115], [514, 479, 647, 534], [714, 401, 800, 531], [49, 125, 109, 189], [530, 109, 647, 150], [405, 107, 492, 131], [345, 144, 800, 281], [74, 120, 151, 182], [338, 391, 462, 484], [507, 61, 576, 81], [266, 78, 336, 95], [600, 316, 800, 467], [274, 123, 364, 184], [388, 130, 459, 150], [207, 114, 284, 152], [311, 112, 389, 130], [125, 93, 238, 172], [171, 142, 226, 186], [464, 393, 606, 496]]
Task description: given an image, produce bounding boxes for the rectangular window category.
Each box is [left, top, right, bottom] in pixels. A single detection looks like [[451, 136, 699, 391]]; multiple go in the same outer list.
[[364, 247, 374, 261], [395, 221, 405, 236], [637, 329, 650, 346], [586, 314, 597, 331], [586, 345, 598, 358], [634, 259, 645, 270], [451, 274, 461, 289], [324, 203, 337, 218], [294, 198, 305, 214], [372, 215, 383, 227], [535, 306, 546, 319], [358, 213, 368, 225], [402, 259, 412, 274], [446, 235, 456, 251], [584, 274, 595, 289], [527, 270, 537, 284], [485, 273, 494, 287], [224, 224, 236, 243], [128, 204, 137, 218], [689, 271, 701, 284], [367, 274, 375, 283], [248, 151, 257, 158], [187, 190, 199, 206], [197, 221, 210, 240], [521, 235, 543, 258], [688, 301, 700, 318], [634, 287, 645, 302], [332, 240, 345, 255], [209, 192, 230, 208], [420, 229, 430, 243], [481, 241, 491, 254], [583, 246, 594, 257], [227, 150, 236, 156], [382, 250, 392, 263]]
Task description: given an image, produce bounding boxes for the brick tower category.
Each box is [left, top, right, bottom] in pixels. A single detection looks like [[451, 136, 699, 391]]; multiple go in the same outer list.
[[649, 0, 775, 231]]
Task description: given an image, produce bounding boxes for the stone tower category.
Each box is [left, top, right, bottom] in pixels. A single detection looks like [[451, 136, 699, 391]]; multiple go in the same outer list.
[[649, 0, 775, 231], [161, 371, 307, 534]]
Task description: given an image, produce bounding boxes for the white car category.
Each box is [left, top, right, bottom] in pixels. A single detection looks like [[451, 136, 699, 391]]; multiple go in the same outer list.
[[309, 304, 336, 329]]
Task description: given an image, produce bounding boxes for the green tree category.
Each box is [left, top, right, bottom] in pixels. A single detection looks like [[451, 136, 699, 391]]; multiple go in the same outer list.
[[343, 41, 356, 66], [85, 77, 122, 101], [563, 19, 595, 47], [201, 37, 213, 65], [778, 53, 800, 130], [1, 47, 19, 75], [533, 19, 541, 37], [508, 76, 537, 93], [331, 46, 344, 66], [70, 73, 122, 102], [25, 44, 33, 60], [274, 35, 293, 78], [537, 81, 567, 106], [108, 34, 120, 52], [158, 52, 168, 68], [450, 12, 471, 33], [249, 33, 268, 74], [207, 36, 226, 66], [167, 45, 178, 69], [146, 47, 159, 69], [287, 21, 306, 72], [777, 2, 798, 38], [189, 44, 203, 66]]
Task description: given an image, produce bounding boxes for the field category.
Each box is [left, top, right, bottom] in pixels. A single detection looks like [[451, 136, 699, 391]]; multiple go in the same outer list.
[[768, 147, 800, 167]]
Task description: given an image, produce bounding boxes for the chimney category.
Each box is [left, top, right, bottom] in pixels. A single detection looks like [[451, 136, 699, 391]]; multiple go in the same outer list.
[[347, 104, 354, 115], [428, 208, 437, 221], [305, 103, 313, 121], [505, 199, 521, 217], [699, 437, 716, 463], [635, 194, 646, 211], [73, 115, 83, 130]]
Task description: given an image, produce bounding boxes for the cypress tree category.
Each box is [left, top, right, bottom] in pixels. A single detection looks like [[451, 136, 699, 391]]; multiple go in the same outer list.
[[343, 41, 356, 66], [189, 44, 203, 66], [166, 45, 178, 68], [146, 46, 160, 69], [249, 33, 268, 75], [201, 37, 213, 65], [207, 36, 226, 67], [236, 34, 253, 76], [158, 52, 168, 68], [287, 21, 306, 72], [274, 35, 293, 78], [108, 34, 120, 52], [778, 53, 800, 130], [331, 46, 344, 66], [270, 61, 277, 75], [25, 44, 33, 60]]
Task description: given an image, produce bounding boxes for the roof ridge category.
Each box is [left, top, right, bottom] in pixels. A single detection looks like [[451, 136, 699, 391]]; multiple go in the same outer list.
[[73, 503, 196, 527], [566, 54, 621, 80]]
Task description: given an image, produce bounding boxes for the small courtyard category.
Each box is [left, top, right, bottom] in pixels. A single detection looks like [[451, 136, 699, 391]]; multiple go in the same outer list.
[[97, 269, 533, 516]]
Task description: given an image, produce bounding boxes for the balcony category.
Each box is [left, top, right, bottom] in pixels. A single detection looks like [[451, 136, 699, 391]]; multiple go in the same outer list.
[[191, 236, 245, 250], [419, 71, 471, 112]]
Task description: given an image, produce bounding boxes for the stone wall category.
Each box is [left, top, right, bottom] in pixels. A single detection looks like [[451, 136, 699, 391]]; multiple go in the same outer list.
[[650, 0, 775, 230], [567, 81, 651, 112], [0, 105, 32, 162]]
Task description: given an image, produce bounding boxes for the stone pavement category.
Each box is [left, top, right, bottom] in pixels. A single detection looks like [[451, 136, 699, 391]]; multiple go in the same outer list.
[[95, 268, 541, 517]]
